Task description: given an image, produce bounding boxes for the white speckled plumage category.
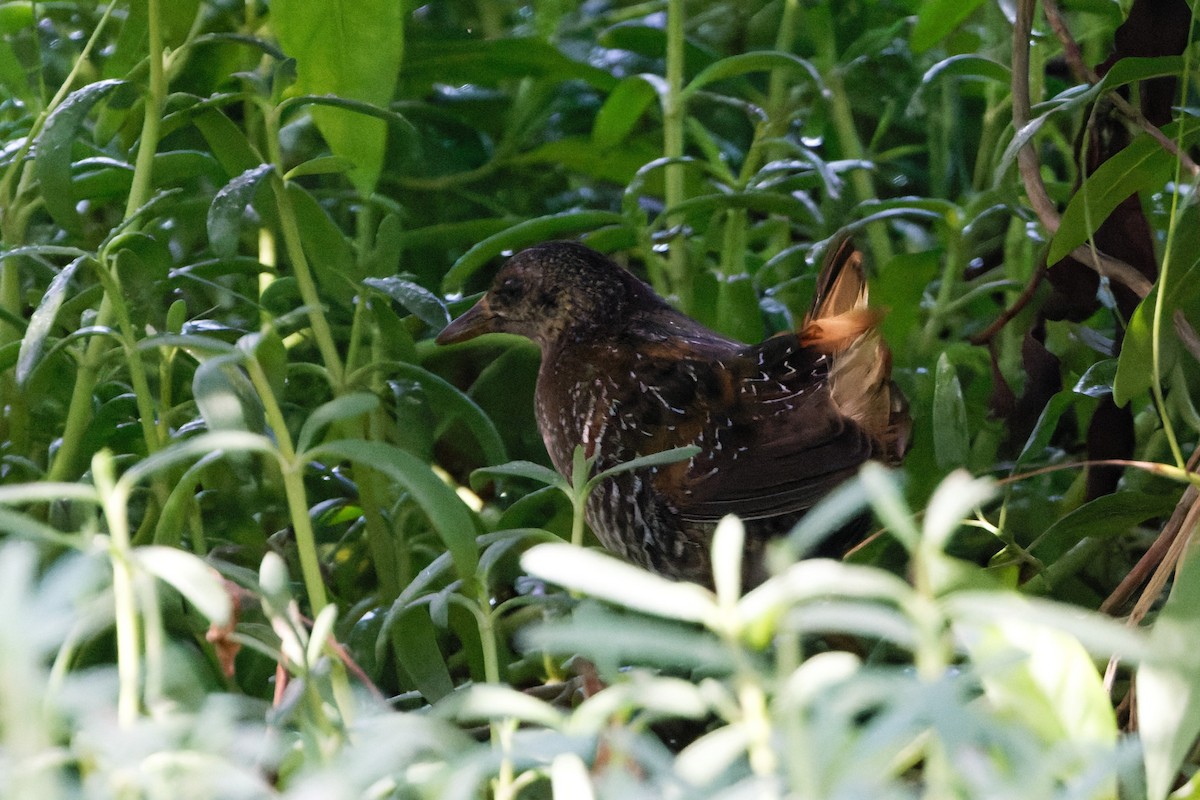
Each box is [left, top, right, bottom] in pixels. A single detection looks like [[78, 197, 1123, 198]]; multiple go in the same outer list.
[[437, 239, 910, 588]]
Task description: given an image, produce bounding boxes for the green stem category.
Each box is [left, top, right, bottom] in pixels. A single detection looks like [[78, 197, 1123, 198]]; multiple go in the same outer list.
[[1149, 19, 1195, 471], [0, 0, 119, 214], [809, 8, 893, 265], [736, 0, 800, 187], [94, 452, 141, 727], [663, 0, 691, 310], [46, 302, 115, 482], [344, 210, 407, 593], [125, 0, 165, 220], [93, 259, 167, 493], [244, 357, 330, 615], [920, 224, 965, 348], [269, 170, 346, 392], [472, 595, 516, 800], [46, 0, 167, 482]]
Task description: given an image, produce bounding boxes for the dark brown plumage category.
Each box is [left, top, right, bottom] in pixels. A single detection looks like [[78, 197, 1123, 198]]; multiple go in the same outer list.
[[437, 240, 909, 588]]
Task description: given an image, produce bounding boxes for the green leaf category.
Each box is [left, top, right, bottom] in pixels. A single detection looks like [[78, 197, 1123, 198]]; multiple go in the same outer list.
[[121, 432, 278, 491], [923, 470, 995, 553], [1031, 491, 1179, 564], [599, 23, 717, 78], [738, 559, 916, 636], [34, 79, 128, 233], [192, 355, 266, 435], [511, 137, 660, 186], [1014, 390, 1075, 469], [272, 0, 405, 195], [1073, 359, 1119, 398], [306, 440, 479, 579], [910, 0, 987, 52], [919, 54, 1010, 86], [1049, 120, 1199, 265], [963, 616, 1117, 754], [191, 108, 262, 176], [283, 155, 357, 180], [437, 683, 565, 728], [0, 508, 80, 549], [152, 451, 223, 547], [296, 392, 380, 455], [1115, 254, 1200, 406], [287, 183, 357, 303], [383, 362, 507, 467], [550, 755, 593, 798], [361, 213, 404, 278], [403, 37, 617, 92], [715, 273, 762, 345], [363, 276, 451, 328], [16, 256, 85, 387], [207, 164, 274, 258], [590, 445, 700, 486], [471, 460, 566, 492], [522, 600, 734, 673], [305, 604, 338, 668], [135, 546, 232, 626], [682, 51, 824, 99], [592, 74, 663, 149], [1139, 551, 1200, 800], [389, 605, 454, 703], [441, 210, 627, 293], [711, 515, 745, 609], [1097, 55, 1187, 95], [521, 543, 717, 624], [0, 2, 34, 35], [932, 352, 969, 470], [664, 191, 820, 227], [0, 482, 99, 507], [859, 462, 920, 552]]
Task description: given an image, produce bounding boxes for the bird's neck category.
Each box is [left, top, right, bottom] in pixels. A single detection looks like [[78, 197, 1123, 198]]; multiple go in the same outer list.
[[534, 340, 624, 474]]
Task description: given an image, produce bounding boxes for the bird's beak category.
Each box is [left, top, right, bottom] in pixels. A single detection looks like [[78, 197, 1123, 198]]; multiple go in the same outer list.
[[436, 298, 496, 345]]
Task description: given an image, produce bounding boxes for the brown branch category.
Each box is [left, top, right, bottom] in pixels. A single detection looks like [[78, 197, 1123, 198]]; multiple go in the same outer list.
[[969, 262, 1046, 346], [1042, 0, 1200, 179], [1012, 0, 1061, 231], [1100, 445, 1200, 615], [1176, 310, 1200, 364], [1011, 0, 1154, 300], [1041, 0, 1091, 83], [1068, 244, 1153, 298]]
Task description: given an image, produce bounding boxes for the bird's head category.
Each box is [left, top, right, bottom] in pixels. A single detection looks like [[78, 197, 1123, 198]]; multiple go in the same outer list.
[[436, 241, 652, 349]]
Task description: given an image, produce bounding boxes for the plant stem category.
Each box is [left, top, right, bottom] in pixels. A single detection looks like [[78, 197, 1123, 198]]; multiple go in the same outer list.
[[244, 357, 330, 615], [663, 0, 691, 310], [94, 452, 141, 727], [920, 222, 964, 349], [262, 106, 346, 393], [809, 7, 893, 265], [270, 173, 347, 392], [125, 0, 165, 220], [1148, 21, 1195, 471], [47, 0, 167, 483]]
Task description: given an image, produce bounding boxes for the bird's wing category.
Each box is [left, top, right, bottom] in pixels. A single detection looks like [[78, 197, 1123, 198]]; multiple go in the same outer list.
[[625, 333, 876, 524]]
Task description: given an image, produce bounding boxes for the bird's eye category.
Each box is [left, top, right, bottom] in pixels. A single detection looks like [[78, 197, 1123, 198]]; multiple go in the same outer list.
[[494, 276, 522, 303]]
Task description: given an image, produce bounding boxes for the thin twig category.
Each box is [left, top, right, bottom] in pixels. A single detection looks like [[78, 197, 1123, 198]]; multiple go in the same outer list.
[[1176, 310, 1200, 364], [1042, 0, 1200, 179], [1068, 244, 1153, 297], [969, 261, 1046, 346], [1012, 0, 1060, 230], [1100, 446, 1200, 615], [1011, 0, 1154, 299], [1041, 0, 1090, 82]]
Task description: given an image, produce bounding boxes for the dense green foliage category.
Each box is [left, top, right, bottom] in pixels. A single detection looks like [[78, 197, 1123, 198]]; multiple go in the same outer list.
[[1, 0, 1199, 797]]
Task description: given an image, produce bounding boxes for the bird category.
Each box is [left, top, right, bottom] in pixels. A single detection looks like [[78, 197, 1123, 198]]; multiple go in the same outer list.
[[436, 239, 909, 589]]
